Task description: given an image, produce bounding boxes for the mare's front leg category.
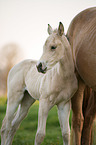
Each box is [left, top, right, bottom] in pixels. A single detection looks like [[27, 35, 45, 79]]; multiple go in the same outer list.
[[82, 91, 96, 145], [71, 78, 85, 145], [35, 97, 53, 145], [57, 101, 71, 145]]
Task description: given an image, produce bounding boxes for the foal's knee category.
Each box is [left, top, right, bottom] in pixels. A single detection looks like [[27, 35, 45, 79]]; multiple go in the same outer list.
[[35, 132, 45, 145], [1, 120, 8, 145], [1, 117, 6, 135], [62, 131, 70, 145], [1, 126, 5, 138]]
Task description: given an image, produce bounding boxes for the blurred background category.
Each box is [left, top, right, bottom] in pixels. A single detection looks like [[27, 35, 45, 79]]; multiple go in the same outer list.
[[0, 0, 96, 96]]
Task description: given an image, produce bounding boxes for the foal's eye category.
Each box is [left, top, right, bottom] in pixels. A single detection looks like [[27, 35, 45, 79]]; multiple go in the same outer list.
[[51, 46, 57, 50]]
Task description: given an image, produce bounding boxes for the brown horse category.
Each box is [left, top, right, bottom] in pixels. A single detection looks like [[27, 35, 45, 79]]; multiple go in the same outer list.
[[67, 7, 96, 145]]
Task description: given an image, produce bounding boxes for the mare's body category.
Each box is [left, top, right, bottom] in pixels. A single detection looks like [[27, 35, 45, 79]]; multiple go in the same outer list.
[[67, 7, 96, 145]]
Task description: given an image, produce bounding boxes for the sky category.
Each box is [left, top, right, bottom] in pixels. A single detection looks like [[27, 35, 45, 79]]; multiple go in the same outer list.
[[0, 0, 96, 60]]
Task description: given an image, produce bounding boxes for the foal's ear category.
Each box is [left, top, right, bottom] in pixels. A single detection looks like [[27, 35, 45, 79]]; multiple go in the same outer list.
[[58, 22, 64, 36], [47, 24, 53, 35]]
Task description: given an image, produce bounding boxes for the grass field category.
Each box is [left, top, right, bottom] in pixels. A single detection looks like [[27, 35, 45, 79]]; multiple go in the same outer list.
[[0, 97, 72, 145]]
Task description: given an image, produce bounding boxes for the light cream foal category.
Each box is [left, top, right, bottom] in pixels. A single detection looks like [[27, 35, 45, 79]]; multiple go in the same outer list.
[[1, 22, 78, 145]]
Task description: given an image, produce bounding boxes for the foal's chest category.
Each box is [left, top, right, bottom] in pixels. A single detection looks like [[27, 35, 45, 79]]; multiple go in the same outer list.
[[40, 66, 66, 97], [25, 66, 43, 99]]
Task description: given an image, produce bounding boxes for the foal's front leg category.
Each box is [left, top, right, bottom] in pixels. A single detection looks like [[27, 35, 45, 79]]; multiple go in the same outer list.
[[57, 101, 71, 145], [35, 97, 53, 145]]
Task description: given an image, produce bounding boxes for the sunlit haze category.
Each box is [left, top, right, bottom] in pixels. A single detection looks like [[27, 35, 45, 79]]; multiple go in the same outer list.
[[0, 0, 96, 60]]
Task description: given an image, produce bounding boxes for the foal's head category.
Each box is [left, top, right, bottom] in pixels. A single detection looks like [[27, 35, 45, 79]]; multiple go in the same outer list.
[[37, 22, 69, 73]]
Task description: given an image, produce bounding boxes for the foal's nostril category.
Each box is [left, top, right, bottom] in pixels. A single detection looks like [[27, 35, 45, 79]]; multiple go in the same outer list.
[[36, 62, 47, 73], [36, 62, 42, 72], [38, 62, 42, 68]]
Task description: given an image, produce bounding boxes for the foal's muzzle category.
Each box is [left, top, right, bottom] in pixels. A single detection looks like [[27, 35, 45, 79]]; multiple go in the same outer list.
[[36, 62, 47, 73]]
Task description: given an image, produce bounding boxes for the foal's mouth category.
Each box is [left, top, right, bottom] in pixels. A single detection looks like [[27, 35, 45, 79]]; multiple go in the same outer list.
[[38, 67, 47, 74], [36, 64, 47, 74]]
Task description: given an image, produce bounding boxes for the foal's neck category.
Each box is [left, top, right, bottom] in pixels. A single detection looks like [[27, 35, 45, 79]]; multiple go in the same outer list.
[[59, 38, 75, 76]]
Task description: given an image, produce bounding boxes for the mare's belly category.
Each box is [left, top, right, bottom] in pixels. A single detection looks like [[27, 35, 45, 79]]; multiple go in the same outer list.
[[75, 42, 96, 91]]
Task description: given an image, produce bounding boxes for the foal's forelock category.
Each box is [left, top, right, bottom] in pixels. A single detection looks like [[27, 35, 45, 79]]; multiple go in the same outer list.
[[52, 29, 58, 34]]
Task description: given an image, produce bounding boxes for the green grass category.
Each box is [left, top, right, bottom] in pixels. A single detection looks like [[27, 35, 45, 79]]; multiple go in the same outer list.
[[0, 97, 72, 145]]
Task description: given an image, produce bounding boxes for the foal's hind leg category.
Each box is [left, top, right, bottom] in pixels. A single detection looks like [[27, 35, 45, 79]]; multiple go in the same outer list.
[[1, 90, 24, 145], [7, 91, 35, 145], [57, 101, 71, 145]]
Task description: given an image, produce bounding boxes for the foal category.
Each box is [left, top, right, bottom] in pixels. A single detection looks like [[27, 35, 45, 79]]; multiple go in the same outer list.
[[1, 22, 78, 145]]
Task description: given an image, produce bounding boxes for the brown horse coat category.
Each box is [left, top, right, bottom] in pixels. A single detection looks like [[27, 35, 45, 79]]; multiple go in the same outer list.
[[67, 7, 96, 91]]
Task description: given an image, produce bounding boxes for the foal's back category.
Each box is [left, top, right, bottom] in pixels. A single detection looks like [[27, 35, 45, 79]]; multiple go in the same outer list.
[[7, 59, 36, 93], [67, 7, 96, 91]]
